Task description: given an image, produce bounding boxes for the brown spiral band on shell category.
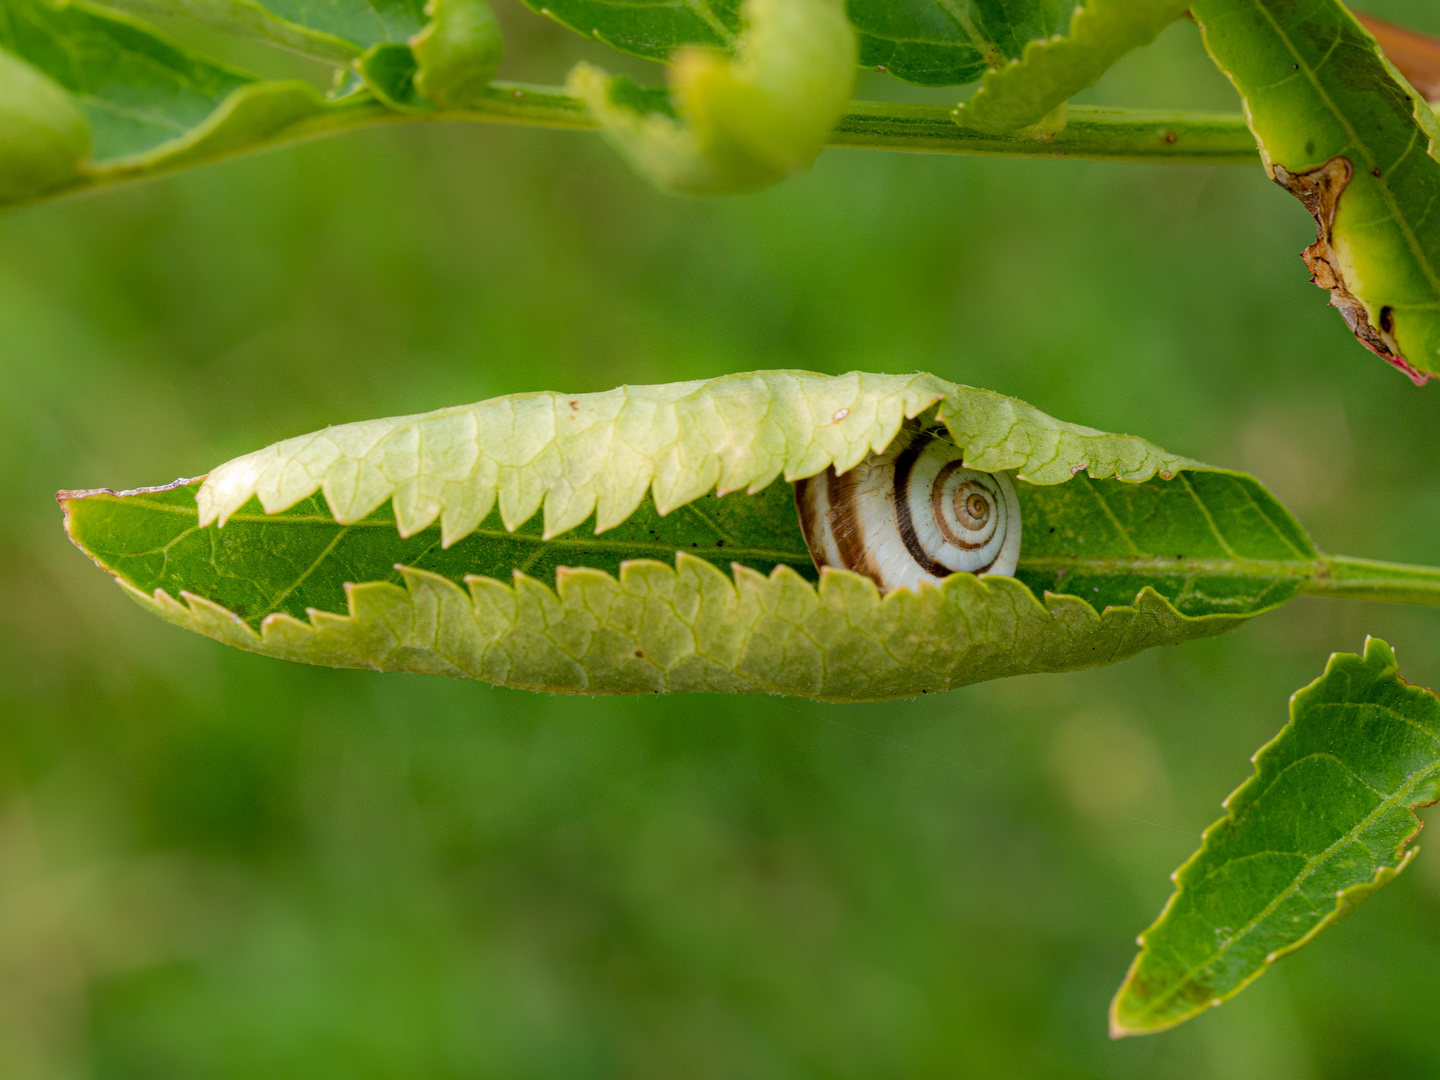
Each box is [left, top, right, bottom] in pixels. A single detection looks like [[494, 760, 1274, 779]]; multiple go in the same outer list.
[[793, 425, 1020, 593], [893, 433, 980, 577]]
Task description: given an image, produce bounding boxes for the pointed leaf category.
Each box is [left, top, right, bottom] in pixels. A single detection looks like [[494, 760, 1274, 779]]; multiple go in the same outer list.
[[1112, 638, 1440, 1035], [61, 370, 1410, 701]]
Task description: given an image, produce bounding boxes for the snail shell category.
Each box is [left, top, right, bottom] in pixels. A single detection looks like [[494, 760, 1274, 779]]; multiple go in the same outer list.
[[794, 427, 1021, 593]]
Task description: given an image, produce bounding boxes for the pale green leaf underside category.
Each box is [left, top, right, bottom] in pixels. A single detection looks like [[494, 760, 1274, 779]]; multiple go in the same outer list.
[[116, 556, 1247, 701], [197, 370, 1201, 547], [1112, 638, 1440, 1034]]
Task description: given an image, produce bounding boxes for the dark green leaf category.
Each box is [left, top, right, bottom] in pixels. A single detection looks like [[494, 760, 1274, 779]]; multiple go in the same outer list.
[[1, 0, 255, 161], [97, 0, 426, 59], [63, 477, 815, 629], [1016, 470, 1317, 616], [522, 0, 1076, 88], [1112, 638, 1440, 1035]]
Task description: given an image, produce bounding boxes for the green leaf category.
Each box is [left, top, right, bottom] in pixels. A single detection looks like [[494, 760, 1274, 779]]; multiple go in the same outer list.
[[1192, 0, 1440, 383], [0, 43, 90, 199], [1111, 638, 1440, 1036], [63, 476, 814, 627], [954, 0, 1189, 136], [568, 0, 857, 194], [522, 0, 1076, 89], [0, 0, 334, 166], [93, 0, 426, 61], [92, 0, 500, 109], [63, 369, 1440, 701], [1015, 470, 1317, 617]]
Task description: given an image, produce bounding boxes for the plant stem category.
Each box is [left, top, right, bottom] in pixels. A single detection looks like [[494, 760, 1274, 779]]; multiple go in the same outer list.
[[300, 85, 1261, 164], [1304, 555, 1440, 607], [61, 82, 1259, 206], [831, 101, 1257, 163]]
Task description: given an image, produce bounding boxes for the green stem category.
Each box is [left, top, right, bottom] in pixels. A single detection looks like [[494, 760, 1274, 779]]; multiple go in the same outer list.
[[832, 101, 1257, 163], [42, 83, 1259, 208], [1304, 554, 1440, 607], [283, 87, 1262, 164]]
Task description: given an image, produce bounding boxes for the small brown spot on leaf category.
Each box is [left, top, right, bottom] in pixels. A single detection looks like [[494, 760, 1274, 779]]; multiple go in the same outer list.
[[1164, 132, 1177, 144], [1272, 155, 1427, 384], [634, 649, 644, 658], [569, 400, 579, 410]]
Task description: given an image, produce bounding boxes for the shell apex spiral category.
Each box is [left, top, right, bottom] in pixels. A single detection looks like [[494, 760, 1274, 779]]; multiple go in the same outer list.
[[794, 426, 1021, 593]]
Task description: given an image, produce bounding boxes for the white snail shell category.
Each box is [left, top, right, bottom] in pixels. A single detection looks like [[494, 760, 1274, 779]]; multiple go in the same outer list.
[[794, 427, 1021, 593]]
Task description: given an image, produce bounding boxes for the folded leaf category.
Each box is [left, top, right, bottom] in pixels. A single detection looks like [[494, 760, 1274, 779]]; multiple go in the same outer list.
[[62, 370, 1440, 700], [1112, 638, 1440, 1035], [1193, 0, 1440, 383], [955, 0, 1190, 136], [569, 0, 856, 194]]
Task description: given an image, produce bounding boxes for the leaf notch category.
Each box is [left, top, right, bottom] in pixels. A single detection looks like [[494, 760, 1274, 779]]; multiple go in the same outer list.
[[1272, 154, 1427, 385]]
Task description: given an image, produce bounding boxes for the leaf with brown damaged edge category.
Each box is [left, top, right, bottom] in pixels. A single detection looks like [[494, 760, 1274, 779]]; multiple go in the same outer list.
[[1193, 0, 1440, 383]]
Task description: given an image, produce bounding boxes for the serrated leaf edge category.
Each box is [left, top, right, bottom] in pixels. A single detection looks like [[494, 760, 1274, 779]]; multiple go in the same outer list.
[[1109, 637, 1438, 1037], [193, 370, 1201, 549]]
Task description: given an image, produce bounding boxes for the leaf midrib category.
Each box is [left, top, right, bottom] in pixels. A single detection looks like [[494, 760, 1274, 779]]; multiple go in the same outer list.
[[1017, 555, 1319, 579], [85, 496, 811, 562], [1131, 722, 1440, 1023]]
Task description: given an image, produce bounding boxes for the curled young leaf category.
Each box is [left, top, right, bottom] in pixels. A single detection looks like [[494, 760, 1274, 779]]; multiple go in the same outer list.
[[568, 0, 856, 194], [1193, 0, 1440, 383], [409, 0, 501, 109], [358, 0, 501, 110], [1112, 638, 1440, 1036], [58, 371, 1440, 700], [0, 45, 90, 200], [954, 0, 1189, 137]]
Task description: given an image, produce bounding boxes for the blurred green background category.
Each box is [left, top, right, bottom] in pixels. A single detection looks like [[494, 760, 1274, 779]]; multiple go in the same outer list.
[[5, 3, 1440, 1076]]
